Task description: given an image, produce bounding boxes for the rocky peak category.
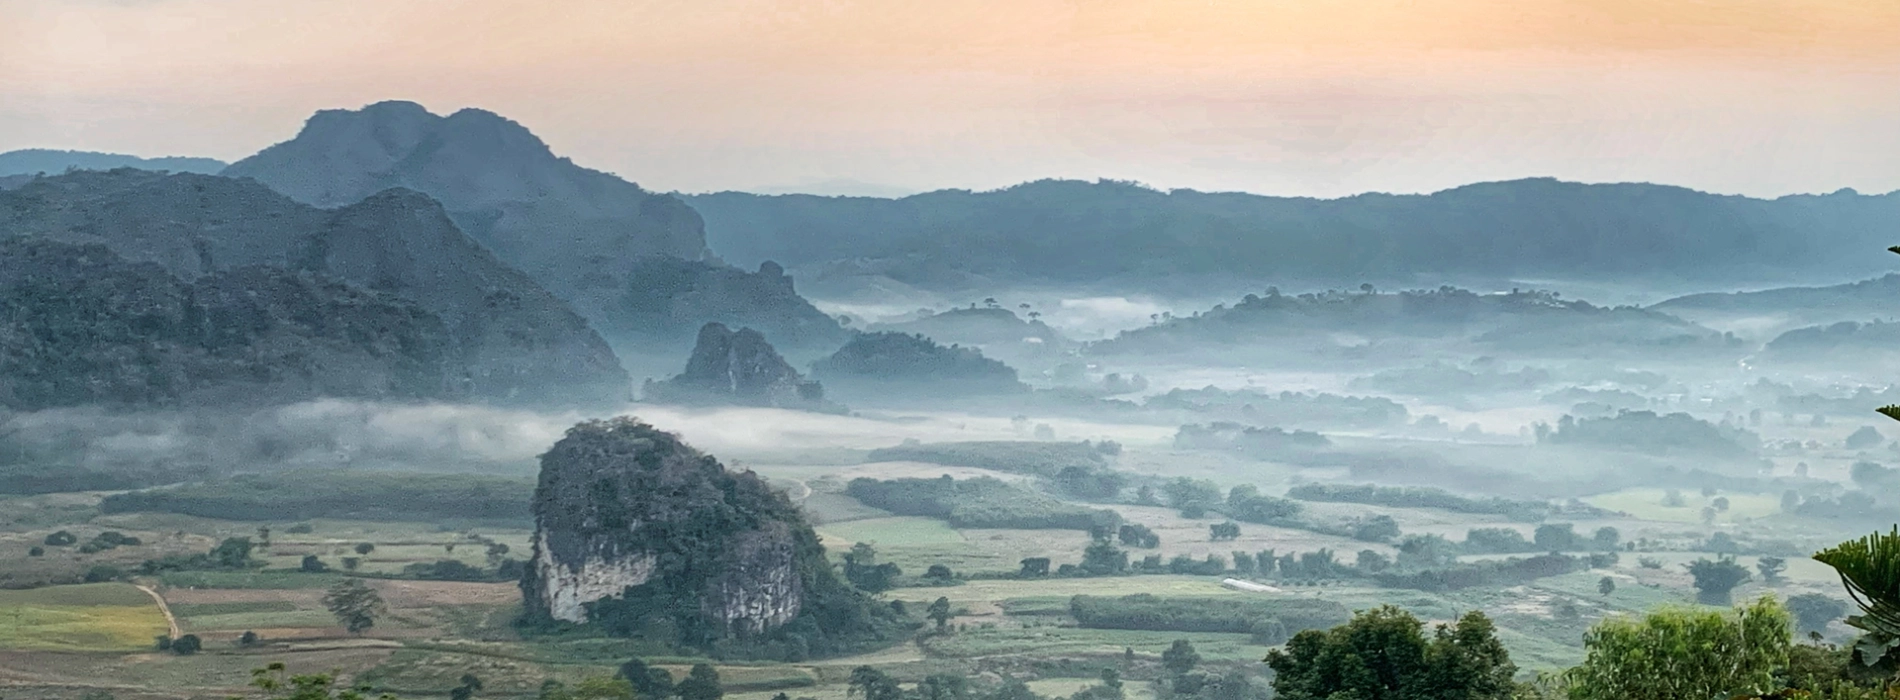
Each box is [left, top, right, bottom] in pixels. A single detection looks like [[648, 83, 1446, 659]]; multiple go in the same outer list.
[[522, 418, 843, 640], [225, 101, 712, 314], [643, 323, 833, 410]]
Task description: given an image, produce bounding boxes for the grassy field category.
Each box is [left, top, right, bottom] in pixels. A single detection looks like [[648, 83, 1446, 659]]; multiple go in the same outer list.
[[0, 583, 169, 651], [1583, 488, 1782, 524]]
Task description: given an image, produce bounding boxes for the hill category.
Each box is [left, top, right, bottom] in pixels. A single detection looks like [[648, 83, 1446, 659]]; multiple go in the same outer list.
[[0, 169, 628, 405], [0, 239, 463, 410], [0, 149, 226, 176], [1094, 286, 1725, 357]]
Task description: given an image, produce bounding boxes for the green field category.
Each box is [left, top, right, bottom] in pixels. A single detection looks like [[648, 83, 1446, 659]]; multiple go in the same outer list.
[[0, 583, 169, 651], [1582, 488, 1781, 524], [819, 517, 967, 547]]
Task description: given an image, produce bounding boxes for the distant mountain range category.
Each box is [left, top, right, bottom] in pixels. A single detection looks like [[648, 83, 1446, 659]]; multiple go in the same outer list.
[[0, 149, 227, 176], [687, 179, 1900, 293]]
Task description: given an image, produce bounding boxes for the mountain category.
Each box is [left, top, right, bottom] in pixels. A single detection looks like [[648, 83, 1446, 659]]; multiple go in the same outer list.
[[686, 179, 1900, 292], [0, 238, 461, 410], [224, 101, 704, 307], [0, 169, 629, 405], [224, 101, 844, 356], [0, 149, 226, 176]]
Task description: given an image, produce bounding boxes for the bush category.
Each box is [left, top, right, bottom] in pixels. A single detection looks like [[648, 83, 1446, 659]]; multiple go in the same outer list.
[[84, 564, 124, 582], [1462, 527, 1537, 554], [43, 530, 77, 546], [169, 634, 202, 655], [845, 475, 1119, 530]]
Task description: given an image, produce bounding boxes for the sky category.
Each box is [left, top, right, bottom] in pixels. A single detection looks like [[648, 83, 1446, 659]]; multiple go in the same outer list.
[[2, 0, 1897, 198]]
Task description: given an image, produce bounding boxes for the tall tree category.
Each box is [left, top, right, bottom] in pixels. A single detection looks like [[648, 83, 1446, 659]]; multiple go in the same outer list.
[[1813, 525, 1900, 666], [674, 665, 722, 700], [322, 578, 386, 635]]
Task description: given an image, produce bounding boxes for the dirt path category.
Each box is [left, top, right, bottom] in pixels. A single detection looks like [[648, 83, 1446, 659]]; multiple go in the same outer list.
[[134, 584, 181, 638]]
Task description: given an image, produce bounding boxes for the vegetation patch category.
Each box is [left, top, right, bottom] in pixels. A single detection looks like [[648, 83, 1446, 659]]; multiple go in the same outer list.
[[0, 583, 168, 651], [1287, 483, 1553, 522], [846, 475, 1120, 530], [101, 470, 534, 522], [1068, 594, 1350, 640]]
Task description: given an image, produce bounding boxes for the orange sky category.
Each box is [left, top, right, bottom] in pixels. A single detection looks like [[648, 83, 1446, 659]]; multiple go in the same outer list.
[[2, 0, 1896, 196]]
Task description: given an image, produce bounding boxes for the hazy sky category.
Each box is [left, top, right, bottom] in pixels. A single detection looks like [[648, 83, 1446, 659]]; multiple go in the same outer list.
[[3, 0, 1897, 197]]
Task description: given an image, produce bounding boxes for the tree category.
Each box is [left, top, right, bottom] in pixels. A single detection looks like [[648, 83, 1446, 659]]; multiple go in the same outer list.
[[1564, 597, 1790, 700], [843, 543, 900, 593], [354, 542, 375, 556], [1686, 557, 1752, 606], [1534, 523, 1577, 552], [170, 633, 202, 655], [211, 537, 255, 568], [1081, 539, 1128, 575], [847, 667, 902, 700], [1208, 521, 1241, 541], [1713, 496, 1731, 512], [1757, 556, 1787, 584], [1787, 593, 1849, 636], [301, 555, 329, 573], [450, 674, 483, 700], [1357, 549, 1391, 573], [927, 596, 953, 630], [1592, 526, 1620, 551], [1118, 524, 1159, 548], [239, 630, 260, 647], [925, 564, 954, 581], [674, 664, 722, 700], [1162, 639, 1201, 675], [1264, 606, 1516, 700], [1018, 557, 1051, 578], [1812, 525, 1900, 665], [44, 530, 76, 546], [1598, 576, 1616, 596], [1352, 514, 1401, 543], [915, 674, 969, 700], [27, 545, 42, 556], [619, 658, 673, 699], [323, 578, 385, 635]]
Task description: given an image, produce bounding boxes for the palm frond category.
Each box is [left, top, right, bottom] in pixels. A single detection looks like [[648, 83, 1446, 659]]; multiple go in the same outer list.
[[1878, 405, 1900, 423], [1813, 526, 1900, 635]]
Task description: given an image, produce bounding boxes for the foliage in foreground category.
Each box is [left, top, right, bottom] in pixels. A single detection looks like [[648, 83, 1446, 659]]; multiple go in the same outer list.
[[1264, 606, 1517, 700], [1563, 597, 1791, 700]]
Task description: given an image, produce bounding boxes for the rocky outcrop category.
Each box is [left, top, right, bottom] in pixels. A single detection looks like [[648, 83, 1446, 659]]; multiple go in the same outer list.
[[522, 418, 839, 637], [642, 323, 835, 411], [0, 239, 461, 410], [0, 169, 628, 405], [224, 101, 709, 315]]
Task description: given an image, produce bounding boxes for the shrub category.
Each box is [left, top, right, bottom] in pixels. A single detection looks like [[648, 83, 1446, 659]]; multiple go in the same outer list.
[[1565, 598, 1789, 700]]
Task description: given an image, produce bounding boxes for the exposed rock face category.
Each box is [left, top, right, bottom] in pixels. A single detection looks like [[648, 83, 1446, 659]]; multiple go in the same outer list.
[[523, 418, 828, 636], [224, 101, 710, 315], [0, 169, 628, 405], [643, 323, 833, 411], [0, 239, 460, 410]]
